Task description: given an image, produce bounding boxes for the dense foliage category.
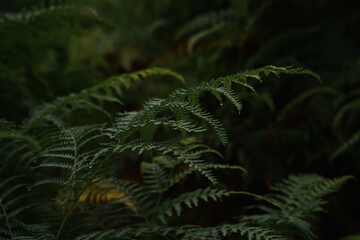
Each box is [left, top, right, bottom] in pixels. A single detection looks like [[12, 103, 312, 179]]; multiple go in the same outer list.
[[1, 0, 359, 239]]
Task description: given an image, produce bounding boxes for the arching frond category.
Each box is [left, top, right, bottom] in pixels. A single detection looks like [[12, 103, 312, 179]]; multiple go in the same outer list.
[[176, 9, 240, 38], [242, 174, 352, 240], [277, 86, 337, 122], [23, 68, 184, 131], [333, 98, 360, 126], [330, 129, 360, 161], [0, 64, 337, 240]]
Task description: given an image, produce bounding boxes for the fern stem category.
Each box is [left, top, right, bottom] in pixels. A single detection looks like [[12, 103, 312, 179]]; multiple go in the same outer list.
[[152, 192, 163, 223], [55, 201, 76, 240], [0, 199, 13, 239]]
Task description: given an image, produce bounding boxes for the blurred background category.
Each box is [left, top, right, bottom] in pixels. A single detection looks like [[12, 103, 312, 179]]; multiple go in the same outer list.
[[1, 0, 359, 239]]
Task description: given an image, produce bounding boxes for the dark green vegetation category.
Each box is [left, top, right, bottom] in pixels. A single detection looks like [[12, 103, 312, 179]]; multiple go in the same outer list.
[[1, 1, 359, 239]]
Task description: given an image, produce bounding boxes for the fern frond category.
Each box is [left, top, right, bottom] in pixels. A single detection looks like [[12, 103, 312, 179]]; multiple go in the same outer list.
[[150, 155, 195, 189], [34, 162, 73, 170], [330, 129, 360, 161], [195, 82, 243, 114], [170, 66, 319, 113], [109, 139, 176, 156], [176, 9, 239, 38], [115, 98, 226, 143], [182, 142, 224, 158], [108, 139, 218, 184], [0, 130, 41, 152], [76, 179, 139, 213], [0, 3, 92, 25], [0, 176, 51, 240], [243, 174, 352, 239], [179, 153, 218, 184], [216, 223, 285, 240], [207, 164, 247, 174], [165, 100, 228, 145], [156, 187, 229, 223], [141, 161, 169, 194], [73, 222, 284, 240], [1, 65, 325, 239], [23, 68, 184, 131], [109, 65, 317, 148], [277, 86, 337, 122], [269, 174, 352, 214], [0, 119, 16, 131], [87, 179, 152, 220], [39, 124, 104, 167], [16, 223, 55, 240], [187, 22, 225, 53], [244, 65, 321, 81], [333, 98, 360, 126], [111, 112, 206, 143]]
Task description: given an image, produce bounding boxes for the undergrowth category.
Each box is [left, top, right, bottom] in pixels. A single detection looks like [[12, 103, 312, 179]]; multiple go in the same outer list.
[[0, 1, 357, 240], [0, 65, 351, 239]]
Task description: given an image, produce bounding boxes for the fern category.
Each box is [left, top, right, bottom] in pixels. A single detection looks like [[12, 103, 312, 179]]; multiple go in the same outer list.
[[176, 0, 274, 56], [330, 130, 360, 161], [156, 187, 230, 223], [207, 163, 247, 174], [333, 98, 360, 126], [73, 224, 285, 240], [0, 176, 54, 240], [0, 1, 357, 239], [244, 65, 320, 81], [242, 174, 352, 240], [1, 64, 331, 239], [176, 9, 240, 39], [23, 68, 184, 131], [0, 11, 345, 235], [0, 122, 41, 169], [0, 2, 96, 25], [172, 224, 285, 240], [331, 96, 360, 160]]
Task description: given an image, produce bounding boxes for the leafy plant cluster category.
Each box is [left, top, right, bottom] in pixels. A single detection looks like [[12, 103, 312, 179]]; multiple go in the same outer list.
[[1, 0, 359, 239]]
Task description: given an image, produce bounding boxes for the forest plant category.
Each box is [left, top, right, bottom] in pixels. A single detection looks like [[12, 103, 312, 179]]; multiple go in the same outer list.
[[330, 94, 360, 161], [0, 1, 357, 239], [0, 65, 351, 240]]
